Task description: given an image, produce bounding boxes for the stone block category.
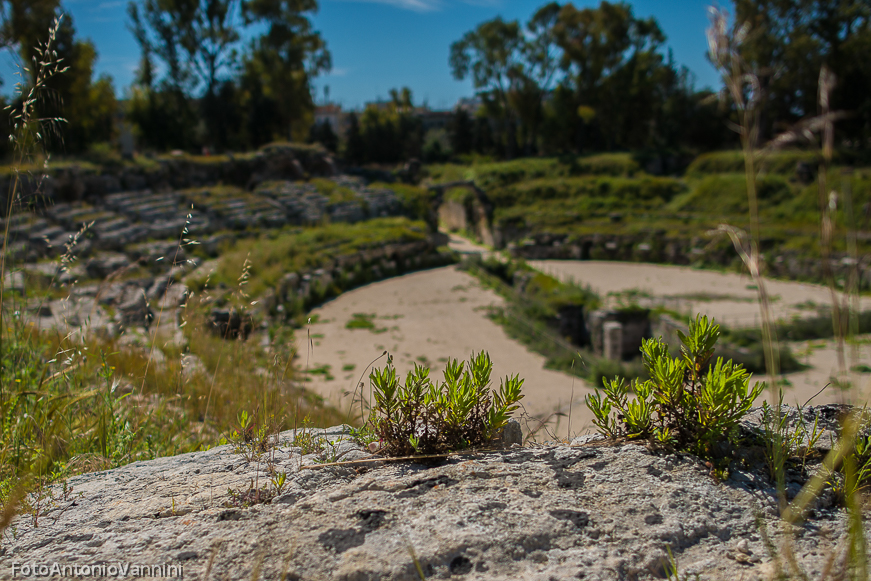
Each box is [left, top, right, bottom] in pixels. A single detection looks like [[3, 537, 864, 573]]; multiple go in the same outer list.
[[603, 321, 623, 361]]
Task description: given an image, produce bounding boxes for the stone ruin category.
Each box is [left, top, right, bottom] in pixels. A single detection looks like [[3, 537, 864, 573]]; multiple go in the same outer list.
[[0, 151, 449, 352], [5, 409, 867, 580], [557, 307, 686, 362]]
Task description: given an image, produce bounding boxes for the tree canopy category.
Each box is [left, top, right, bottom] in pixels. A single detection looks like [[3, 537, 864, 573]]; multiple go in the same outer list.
[[126, 0, 330, 151], [450, 1, 731, 156], [733, 0, 871, 144], [0, 0, 117, 154], [2, 0, 870, 157]]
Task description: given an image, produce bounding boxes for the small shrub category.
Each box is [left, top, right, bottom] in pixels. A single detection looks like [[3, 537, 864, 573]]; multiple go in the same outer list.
[[346, 313, 376, 330], [685, 149, 826, 175], [366, 352, 523, 456], [586, 315, 764, 456], [832, 434, 871, 502]]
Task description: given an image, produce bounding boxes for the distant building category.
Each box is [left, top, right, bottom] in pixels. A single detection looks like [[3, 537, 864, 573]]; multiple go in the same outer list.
[[314, 104, 347, 137], [455, 97, 483, 115], [417, 109, 453, 132], [311, 97, 482, 140]]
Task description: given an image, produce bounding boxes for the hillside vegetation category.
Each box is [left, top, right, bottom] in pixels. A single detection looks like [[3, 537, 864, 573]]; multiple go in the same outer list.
[[429, 150, 871, 263]]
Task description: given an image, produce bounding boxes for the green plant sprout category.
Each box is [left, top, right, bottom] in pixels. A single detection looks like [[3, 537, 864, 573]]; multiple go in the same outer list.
[[586, 315, 764, 457], [366, 351, 523, 456]]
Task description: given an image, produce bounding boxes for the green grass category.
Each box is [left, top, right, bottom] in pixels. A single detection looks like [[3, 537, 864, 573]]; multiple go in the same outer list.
[[346, 313, 376, 329], [427, 153, 641, 192], [426, 150, 871, 274], [310, 178, 359, 204], [459, 256, 652, 386], [370, 181, 434, 223], [194, 217, 430, 300], [685, 148, 869, 176], [0, 308, 346, 508]]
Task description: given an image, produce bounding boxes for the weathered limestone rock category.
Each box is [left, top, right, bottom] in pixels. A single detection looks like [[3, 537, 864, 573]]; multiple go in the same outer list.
[[589, 309, 652, 360], [86, 252, 133, 279], [117, 287, 155, 328], [3, 411, 867, 581], [210, 308, 254, 339], [603, 320, 623, 361]]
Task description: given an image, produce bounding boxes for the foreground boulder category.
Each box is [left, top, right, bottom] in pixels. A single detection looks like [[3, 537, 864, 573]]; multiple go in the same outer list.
[[2, 413, 867, 580]]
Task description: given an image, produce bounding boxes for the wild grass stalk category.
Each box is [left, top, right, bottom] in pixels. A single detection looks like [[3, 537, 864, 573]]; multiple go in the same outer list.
[[0, 18, 350, 533], [0, 17, 68, 364], [708, 6, 869, 578]]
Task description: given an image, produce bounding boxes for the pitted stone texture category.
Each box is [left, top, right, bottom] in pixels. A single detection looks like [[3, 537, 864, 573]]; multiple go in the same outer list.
[[2, 426, 866, 581]]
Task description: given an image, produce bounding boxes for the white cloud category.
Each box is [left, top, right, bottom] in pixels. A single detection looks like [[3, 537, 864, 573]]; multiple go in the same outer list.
[[95, 1, 124, 10], [458, 0, 502, 6], [332, 0, 442, 13], [325, 67, 349, 77]]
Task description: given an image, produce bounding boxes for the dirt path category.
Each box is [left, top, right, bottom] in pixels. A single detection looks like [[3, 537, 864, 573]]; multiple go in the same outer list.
[[302, 266, 595, 440], [298, 242, 869, 442], [528, 259, 871, 329], [530, 259, 871, 408]]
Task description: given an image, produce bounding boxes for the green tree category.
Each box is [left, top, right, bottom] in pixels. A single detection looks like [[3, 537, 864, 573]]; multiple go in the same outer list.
[[240, 0, 331, 142], [308, 119, 337, 152], [127, 0, 199, 150], [732, 0, 871, 144], [449, 107, 474, 155], [351, 87, 423, 164], [127, 0, 242, 149], [126, 0, 328, 150], [2, 0, 116, 154], [343, 111, 365, 164], [450, 17, 524, 157], [554, 1, 670, 150], [512, 2, 562, 154], [472, 114, 495, 155]]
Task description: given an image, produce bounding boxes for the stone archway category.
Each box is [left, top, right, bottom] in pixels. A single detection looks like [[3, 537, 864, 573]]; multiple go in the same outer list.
[[427, 180, 497, 247]]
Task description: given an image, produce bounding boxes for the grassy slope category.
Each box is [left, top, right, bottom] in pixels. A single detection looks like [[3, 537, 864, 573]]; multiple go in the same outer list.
[[428, 150, 871, 258], [0, 176, 433, 501]]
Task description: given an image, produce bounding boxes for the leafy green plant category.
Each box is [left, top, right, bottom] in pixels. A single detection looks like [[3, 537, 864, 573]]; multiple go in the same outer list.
[[586, 315, 764, 456], [824, 429, 871, 504], [366, 352, 523, 456], [291, 416, 329, 455], [223, 409, 280, 463], [270, 471, 287, 495], [761, 392, 823, 483], [346, 313, 377, 330]]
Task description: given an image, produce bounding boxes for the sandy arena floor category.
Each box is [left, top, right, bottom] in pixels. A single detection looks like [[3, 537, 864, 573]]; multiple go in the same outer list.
[[298, 237, 871, 441]]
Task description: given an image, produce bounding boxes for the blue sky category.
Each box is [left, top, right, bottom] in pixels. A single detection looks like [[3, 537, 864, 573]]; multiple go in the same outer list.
[[1, 0, 723, 110]]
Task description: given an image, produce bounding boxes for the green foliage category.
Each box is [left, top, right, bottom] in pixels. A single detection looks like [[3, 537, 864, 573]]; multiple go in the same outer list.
[[203, 217, 430, 301], [346, 313, 376, 330], [4, 2, 116, 153], [671, 174, 792, 215], [308, 119, 338, 153], [372, 182, 434, 224], [733, 0, 871, 145], [345, 90, 424, 164], [461, 256, 648, 386], [1, 326, 157, 499], [839, 435, 871, 500], [423, 128, 453, 163], [430, 154, 641, 191], [761, 392, 823, 499], [310, 178, 357, 204], [491, 175, 685, 208], [127, 0, 329, 151], [448, 2, 728, 155], [687, 150, 820, 176], [586, 315, 764, 455], [725, 309, 871, 344], [366, 352, 524, 456]]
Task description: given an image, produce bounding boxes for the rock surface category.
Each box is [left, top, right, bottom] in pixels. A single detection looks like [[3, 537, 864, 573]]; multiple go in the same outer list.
[[3, 410, 867, 581]]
